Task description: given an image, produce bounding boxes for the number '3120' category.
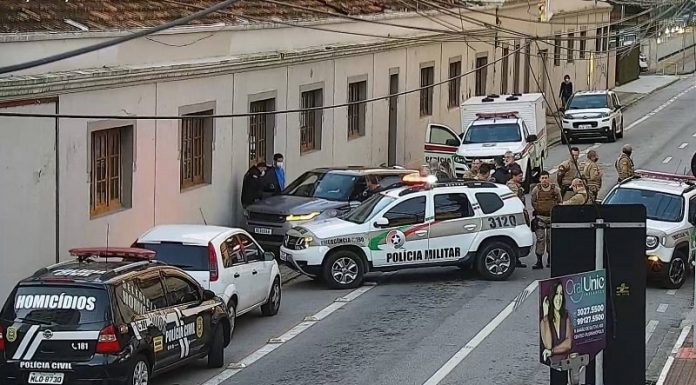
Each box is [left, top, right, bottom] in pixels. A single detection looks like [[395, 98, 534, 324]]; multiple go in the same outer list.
[[487, 215, 516, 228]]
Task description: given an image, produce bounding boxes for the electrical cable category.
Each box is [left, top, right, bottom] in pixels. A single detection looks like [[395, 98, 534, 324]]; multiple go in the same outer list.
[[0, 0, 243, 75]]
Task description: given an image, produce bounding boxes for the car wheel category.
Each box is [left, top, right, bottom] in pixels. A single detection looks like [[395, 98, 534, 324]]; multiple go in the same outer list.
[[129, 356, 150, 385], [226, 300, 236, 340], [207, 325, 225, 368], [322, 250, 364, 289], [663, 251, 688, 289], [617, 119, 624, 139], [607, 122, 617, 142], [476, 240, 516, 281], [261, 277, 281, 316]]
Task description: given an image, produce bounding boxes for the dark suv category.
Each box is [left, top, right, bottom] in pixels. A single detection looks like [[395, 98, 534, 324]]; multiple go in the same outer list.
[[0, 247, 232, 385]]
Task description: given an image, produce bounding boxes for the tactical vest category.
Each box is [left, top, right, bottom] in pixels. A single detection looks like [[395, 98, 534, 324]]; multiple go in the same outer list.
[[535, 184, 559, 216], [560, 159, 579, 186], [506, 180, 523, 199], [583, 162, 601, 190]]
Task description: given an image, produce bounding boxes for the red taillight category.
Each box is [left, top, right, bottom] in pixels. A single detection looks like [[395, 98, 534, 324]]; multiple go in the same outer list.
[[95, 324, 120, 354], [0, 324, 5, 351], [208, 242, 219, 282]]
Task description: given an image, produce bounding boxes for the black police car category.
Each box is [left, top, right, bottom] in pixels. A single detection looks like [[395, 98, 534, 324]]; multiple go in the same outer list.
[[0, 247, 232, 385]]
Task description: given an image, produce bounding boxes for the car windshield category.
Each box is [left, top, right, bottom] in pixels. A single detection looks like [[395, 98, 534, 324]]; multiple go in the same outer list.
[[342, 194, 396, 224], [136, 242, 209, 271], [1, 285, 110, 325], [567, 94, 609, 110], [461, 123, 521, 144], [284, 171, 360, 201], [604, 187, 684, 222]]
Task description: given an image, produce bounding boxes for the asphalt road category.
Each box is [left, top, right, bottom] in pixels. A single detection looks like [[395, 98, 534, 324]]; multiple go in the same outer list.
[[153, 75, 696, 385]]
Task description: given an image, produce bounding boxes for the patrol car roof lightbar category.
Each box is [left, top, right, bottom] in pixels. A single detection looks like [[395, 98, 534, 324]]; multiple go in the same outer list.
[[634, 169, 696, 183], [474, 111, 520, 120], [69, 247, 156, 262]]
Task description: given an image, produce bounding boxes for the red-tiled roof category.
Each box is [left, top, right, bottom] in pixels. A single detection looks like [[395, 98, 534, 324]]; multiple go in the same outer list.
[[0, 0, 436, 33]]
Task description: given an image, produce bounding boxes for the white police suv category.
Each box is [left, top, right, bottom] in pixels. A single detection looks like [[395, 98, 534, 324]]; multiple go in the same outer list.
[[279, 176, 534, 289], [603, 170, 696, 289]]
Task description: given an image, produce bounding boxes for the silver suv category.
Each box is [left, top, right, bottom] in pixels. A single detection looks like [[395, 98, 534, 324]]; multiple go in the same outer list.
[[242, 167, 415, 250], [561, 90, 624, 143]]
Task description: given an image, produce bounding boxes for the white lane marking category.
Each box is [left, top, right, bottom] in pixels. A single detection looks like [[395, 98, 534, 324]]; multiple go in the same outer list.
[[657, 304, 669, 313], [422, 280, 539, 385], [656, 324, 693, 385], [679, 142, 689, 149], [666, 289, 677, 295], [201, 284, 375, 385], [662, 157, 673, 164], [615, 84, 694, 134], [646, 320, 660, 343]]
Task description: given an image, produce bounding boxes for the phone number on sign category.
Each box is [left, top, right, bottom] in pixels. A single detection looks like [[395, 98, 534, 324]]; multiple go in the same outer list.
[[576, 304, 604, 317], [577, 313, 605, 325]]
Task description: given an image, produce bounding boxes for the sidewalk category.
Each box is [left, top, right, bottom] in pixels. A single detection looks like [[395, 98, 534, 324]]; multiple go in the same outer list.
[[280, 263, 301, 284], [663, 321, 696, 385], [657, 49, 696, 75], [546, 75, 681, 147]]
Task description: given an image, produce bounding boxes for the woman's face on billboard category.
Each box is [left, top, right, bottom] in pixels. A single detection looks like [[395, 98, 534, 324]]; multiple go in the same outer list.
[[553, 284, 564, 311]]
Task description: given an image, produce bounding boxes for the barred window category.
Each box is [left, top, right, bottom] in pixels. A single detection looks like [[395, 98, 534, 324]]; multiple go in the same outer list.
[[300, 88, 323, 153], [567, 32, 575, 63], [554, 37, 561, 66], [347, 80, 367, 139], [579, 31, 587, 59], [448, 60, 461, 108], [420, 66, 434, 116], [91, 128, 122, 216], [181, 110, 213, 189]]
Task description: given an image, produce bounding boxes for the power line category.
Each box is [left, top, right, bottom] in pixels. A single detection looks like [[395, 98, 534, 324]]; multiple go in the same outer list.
[[0, 0, 243, 75]]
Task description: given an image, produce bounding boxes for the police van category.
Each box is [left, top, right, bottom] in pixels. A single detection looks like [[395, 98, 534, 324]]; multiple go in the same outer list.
[[279, 175, 534, 289], [0, 247, 232, 385]]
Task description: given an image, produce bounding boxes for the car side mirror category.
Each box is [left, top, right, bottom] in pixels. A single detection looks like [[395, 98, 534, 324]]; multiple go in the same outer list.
[[202, 289, 216, 301], [374, 217, 390, 228], [264, 251, 275, 261], [526, 134, 538, 143]]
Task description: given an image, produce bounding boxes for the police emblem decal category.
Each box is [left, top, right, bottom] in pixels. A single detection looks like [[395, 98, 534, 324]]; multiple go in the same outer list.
[[6, 326, 17, 342], [196, 316, 204, 339], [386, 230, 406, 249]]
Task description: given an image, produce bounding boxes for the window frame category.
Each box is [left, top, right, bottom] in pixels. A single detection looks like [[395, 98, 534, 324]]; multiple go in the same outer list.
[[434, 193, 475, 221], [88, 123, 134, 218], [475, 192, 505, 214], [162, 271, 202, 307], [579, 30, 587, 59], [237, 233, 263, 262], [347, 78, 368, 139], [448, 59, 462, 108], [420, 65, 435, 116], [554, 36, 561, 66], [180, 110, 212, 189], [567, 32, 575, 63], [248, 96, 276, 167], [221, 235, 247, 268], [300, 86, 323, 154]]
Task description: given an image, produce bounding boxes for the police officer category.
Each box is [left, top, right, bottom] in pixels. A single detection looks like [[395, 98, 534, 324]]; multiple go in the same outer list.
[[615, 144, 635, 182], [531, 170, 562, 269], [506, 168, 525, 204], [562, 178, 589, 205], [463, 159, 481, 179], [556, 146, 580, 200], [583, 150, 602, 201]]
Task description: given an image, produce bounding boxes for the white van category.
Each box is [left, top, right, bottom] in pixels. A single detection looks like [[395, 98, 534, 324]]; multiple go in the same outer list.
[[424, 93, 547, 190]]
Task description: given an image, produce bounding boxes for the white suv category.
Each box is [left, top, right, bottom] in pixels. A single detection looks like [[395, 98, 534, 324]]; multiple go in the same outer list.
[[280, 178, 534, 289], [135, 225, 282, 319], [602, 170, 696, 289], [561, 90, 624, 143]]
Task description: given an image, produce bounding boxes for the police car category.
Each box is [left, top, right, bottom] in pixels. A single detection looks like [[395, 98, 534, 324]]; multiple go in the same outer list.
[[603, 170, 696, 289], [279, 175, 534, 289], [0, 247, 232, 385]]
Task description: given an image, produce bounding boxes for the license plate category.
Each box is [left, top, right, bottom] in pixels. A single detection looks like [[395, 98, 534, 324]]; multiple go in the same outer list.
[[28, 372, 64, 384], [579, 124, 592, 129], [254, 227, 272, 235], [280, 251, 290, 261]]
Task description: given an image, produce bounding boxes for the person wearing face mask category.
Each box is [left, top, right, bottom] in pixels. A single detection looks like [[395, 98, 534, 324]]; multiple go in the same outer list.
[[562, 178, 589, 205], [615, 144, 635, 183], [264, 153, 286, 195], [241, 161, 267, 208], [559, 75, 573, 110]]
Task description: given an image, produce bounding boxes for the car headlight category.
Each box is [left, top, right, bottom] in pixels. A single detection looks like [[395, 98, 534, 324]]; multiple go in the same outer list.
[[646, 236, 659, 249], [286, 212, 321, 221], [454, 155, 466, 163], [564, 114, 574, 120], [599, 112, 609, 118]]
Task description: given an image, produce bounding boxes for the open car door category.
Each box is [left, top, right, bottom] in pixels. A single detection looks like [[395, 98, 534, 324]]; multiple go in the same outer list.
[[424, 123, 461, 168]]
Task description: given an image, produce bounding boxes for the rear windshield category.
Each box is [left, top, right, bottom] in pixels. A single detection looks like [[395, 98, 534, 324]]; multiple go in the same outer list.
[[136, 242, 209, 271], [1, 285, 110, 326]]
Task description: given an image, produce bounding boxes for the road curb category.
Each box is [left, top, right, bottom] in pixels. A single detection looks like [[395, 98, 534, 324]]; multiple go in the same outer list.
[[546, 76, 683, 149], [280, 266, 302, 285]]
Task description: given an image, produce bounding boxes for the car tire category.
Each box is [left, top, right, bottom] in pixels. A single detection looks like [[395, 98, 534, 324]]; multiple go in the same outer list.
[[226, 300, 236, 340], [476, 240, 516, 281], [663, 251, 688, 289], [617, 120, 624, 139], [261, 277, 281, 316], [128, 355, 150, 385], [322, 250, 364, 289], [607, 122, 617, 142], [207, 325, 225, 368]]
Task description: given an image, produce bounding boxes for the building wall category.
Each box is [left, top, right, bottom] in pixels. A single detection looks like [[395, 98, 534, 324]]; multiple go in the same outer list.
[[0, 102, 57, 301]]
